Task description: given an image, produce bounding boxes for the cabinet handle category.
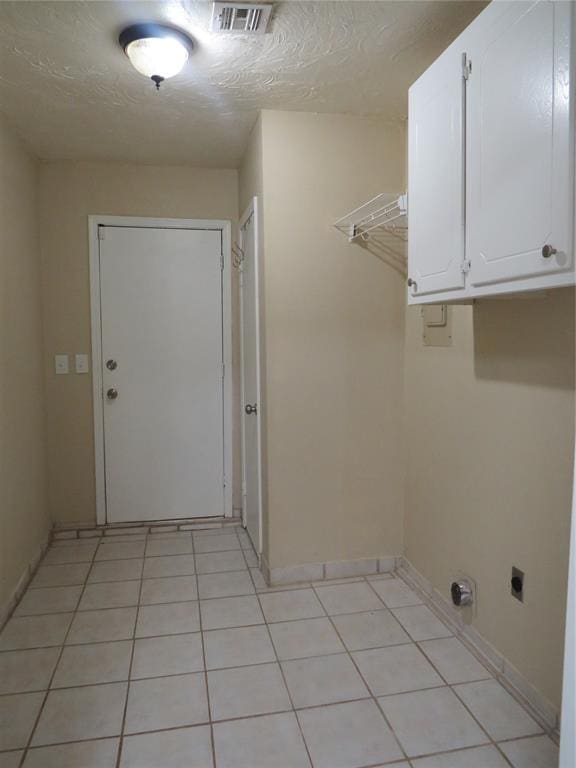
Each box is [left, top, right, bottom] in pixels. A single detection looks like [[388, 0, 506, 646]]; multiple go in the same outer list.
[[541, 244, 557, 258]]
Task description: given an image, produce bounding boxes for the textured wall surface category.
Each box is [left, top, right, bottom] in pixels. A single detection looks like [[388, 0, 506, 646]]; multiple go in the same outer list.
[[404, 292, 575, 709], [0, 116, 49, 609], [38, 161, 239, 525]]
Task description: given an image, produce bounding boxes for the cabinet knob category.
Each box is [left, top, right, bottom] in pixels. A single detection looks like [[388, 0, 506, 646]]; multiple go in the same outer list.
[[541, 244, 557, 258], [407, 278, 416, 288]]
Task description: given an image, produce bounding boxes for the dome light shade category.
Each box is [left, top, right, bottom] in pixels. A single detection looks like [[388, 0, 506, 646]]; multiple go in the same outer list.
[[119, 24, 193, 89]]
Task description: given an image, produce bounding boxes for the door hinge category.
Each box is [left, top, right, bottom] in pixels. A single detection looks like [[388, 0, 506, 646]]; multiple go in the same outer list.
[[461, 259, 471, 274], [222, 363, 225, 379], [462, 54, 472, 80], [220, 254, 224, 271], [98, 226, 106, 240]]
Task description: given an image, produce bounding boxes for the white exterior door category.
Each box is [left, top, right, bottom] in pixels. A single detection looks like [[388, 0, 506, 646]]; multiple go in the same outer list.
[[467, 0, 573, 287], [98, 225, 225, 522], [408, 43, 467, 298], [240, 201, 262, 554]]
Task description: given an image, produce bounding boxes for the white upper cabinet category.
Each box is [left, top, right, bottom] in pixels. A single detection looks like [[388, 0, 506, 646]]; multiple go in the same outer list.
[[408, 0, 574, 304], [408, 45, 467, 298], [467, 1, 573, 287]]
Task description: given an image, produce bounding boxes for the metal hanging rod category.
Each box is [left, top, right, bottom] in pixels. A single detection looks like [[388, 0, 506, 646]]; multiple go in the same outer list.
[[334, 193, 408, 242]]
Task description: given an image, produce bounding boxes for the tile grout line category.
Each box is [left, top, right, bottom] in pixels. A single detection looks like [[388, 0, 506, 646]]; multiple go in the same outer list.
[[0, 659, 502, 701], [193, 529, 218, 768], [250, 555, 316, 767], [1, 707, 540, 763], [18, 535, 101, 768], [308, 580, 412, 765], [3, 718, 541, 765], [114, 533, 148, 768], [51, 518, 241, 542]]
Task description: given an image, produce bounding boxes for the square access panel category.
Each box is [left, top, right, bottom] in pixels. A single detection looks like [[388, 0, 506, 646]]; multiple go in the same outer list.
[[422, 304, 452, 347]]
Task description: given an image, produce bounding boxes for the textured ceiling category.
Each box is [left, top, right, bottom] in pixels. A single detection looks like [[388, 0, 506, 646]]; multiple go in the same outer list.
[[0, 1, 485, 167]]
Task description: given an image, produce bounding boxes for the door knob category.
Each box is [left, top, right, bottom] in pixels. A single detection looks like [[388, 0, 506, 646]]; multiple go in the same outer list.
[[245, 404, 258, 415], [107, 388, 118, 400], [541, 244, 557, 258], [106, 359, 118, 370]]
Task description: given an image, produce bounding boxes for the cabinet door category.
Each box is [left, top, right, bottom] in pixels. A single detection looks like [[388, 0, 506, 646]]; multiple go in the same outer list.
[[408, 45, 467, 297], [467, 0, 573, 288]]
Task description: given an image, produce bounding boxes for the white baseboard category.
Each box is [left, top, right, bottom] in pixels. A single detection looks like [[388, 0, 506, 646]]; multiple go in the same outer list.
[[398, 556, 560, 735], [266, 555, 400, 586], [0, 532, 51, 630]]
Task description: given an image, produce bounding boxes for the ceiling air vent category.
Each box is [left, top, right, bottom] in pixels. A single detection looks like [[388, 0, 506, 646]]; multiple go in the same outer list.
[[210, 2, 273, 33]]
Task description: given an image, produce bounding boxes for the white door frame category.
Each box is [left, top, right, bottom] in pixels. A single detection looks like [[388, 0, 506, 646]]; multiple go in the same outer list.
[[88, 215, 233, 526], [560, 449, 576, 766], [239, 198, 263, 554]]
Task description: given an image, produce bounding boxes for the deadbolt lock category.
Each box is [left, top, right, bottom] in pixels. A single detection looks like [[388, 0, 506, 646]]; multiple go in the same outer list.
[[106, 359, 118, 370]]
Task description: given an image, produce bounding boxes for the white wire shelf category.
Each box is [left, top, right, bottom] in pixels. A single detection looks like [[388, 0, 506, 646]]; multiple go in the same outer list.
[[334, 193, 407, 242]]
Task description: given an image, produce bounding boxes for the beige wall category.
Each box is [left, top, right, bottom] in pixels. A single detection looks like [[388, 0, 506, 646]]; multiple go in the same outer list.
[[0, 116, 49, 609], [404, 292, 575, 709], [239, 115, 263, 216], [38, 162, 239, 525], [257, 110, 407, 569]]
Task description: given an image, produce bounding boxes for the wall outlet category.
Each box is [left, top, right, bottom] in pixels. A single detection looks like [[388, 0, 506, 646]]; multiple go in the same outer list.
[[511, 566, 524, 602]]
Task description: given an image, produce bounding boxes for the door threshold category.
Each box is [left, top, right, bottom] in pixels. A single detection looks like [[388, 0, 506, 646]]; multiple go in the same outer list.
[[52, 516, 241, 542]]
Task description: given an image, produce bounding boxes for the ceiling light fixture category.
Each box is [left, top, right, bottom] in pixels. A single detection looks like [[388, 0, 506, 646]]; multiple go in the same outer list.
[[119, 23, 193, 90]]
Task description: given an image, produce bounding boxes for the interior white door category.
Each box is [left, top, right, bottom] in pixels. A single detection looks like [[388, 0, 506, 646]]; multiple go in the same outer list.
[[408, 42, 468, 297], [240, 201, 262, 554], [99, 226, 225, 522], [467, 0, 573, 287]]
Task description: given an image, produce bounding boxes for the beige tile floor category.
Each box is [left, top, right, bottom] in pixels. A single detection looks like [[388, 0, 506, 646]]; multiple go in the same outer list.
[[0, 525, 560, 768]]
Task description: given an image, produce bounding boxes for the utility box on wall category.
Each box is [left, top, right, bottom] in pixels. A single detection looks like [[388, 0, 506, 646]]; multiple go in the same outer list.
[[422, 304, 452, 347]]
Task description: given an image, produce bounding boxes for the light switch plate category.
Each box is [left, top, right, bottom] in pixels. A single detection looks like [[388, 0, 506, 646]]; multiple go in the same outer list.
[[75, 354, 89, 374], [54, 354, 69, 375]]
